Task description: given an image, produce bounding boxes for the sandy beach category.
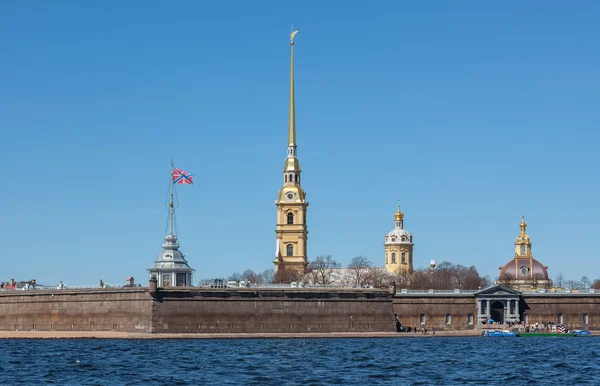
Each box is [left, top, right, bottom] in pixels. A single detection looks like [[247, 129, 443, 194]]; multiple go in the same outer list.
[[0, 330, 482, 339]]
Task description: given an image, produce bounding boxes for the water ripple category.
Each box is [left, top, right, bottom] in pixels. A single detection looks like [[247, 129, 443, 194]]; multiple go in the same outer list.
[[1, 337, 600, 385]]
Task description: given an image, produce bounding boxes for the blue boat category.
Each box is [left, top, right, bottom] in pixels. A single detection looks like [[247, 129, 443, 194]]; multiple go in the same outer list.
[[572, 330, 591, 337], [482, 330, 517, 337]]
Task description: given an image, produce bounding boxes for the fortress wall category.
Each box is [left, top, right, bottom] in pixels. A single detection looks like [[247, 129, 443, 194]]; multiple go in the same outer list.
[[0, 289, 153, 332], [3, 287, 598, 334], [522, 295, 600, 330], [393, 295, 477, 330], [151, 288, 395, 333]]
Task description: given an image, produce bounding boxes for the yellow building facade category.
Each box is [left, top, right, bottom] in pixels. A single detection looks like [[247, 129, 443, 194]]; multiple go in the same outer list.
[[274, 30, 309, 272], [384, 205, 414, 275]]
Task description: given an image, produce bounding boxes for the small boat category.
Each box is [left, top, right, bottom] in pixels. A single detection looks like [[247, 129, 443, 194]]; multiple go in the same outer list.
[[482, 329, 517, 337], [519, 332, 573, 337], [572, 330, 591, 337]]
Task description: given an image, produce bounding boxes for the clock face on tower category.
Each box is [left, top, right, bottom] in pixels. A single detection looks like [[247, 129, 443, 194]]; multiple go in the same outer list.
[[286, 192, 295, 201]]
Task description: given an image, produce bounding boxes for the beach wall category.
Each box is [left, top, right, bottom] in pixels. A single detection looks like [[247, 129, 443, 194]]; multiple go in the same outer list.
[[393, 295, 476, 331], [0, 289, 152, 332], [150, 288, 395, 333]]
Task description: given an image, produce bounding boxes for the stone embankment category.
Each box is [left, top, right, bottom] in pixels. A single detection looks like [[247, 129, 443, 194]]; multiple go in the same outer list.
[[0, 330, 483, 339]]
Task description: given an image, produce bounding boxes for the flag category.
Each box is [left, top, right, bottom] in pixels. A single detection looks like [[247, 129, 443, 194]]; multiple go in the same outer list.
[[173, 168, 193, 185]]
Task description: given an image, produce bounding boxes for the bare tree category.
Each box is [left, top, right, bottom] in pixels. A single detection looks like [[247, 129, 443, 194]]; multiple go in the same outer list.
[[306, 255, 341, 285], [480, 275, 492, 289], [555, 273, 565, 288], [431, 261, 454, 289], [241, 269, 262, 283], [581, 276, 590, 289], [364, 267, 392, 289], [407, 269, 431, 290], [592, 279, 600, 290], [348, 255, 372, 286], [394, 269, 411, 289], [566, 280, 581, 290], [260, 268, 274, 284], [229, 272, 242, 281], [274, 267, 303, 284]]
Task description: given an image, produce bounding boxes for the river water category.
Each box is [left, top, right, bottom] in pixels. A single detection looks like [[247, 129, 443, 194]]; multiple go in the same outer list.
[[1, 337, 598, 385]]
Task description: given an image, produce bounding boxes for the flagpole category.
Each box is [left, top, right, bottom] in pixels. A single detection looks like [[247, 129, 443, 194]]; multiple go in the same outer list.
[[169, 160, 175, 236]]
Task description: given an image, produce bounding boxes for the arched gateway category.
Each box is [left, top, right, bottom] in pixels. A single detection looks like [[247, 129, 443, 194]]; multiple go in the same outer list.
[[490, 301, 505, 324], [476, 286, 522, 325]]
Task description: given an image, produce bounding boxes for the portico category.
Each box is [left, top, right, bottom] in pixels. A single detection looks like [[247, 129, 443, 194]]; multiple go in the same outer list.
[[475, 286, 522, 324]]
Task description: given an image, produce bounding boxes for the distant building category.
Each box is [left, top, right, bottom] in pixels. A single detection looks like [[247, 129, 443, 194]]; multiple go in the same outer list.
[[384, 204, 414, 275], [496, 217, 552, 291]]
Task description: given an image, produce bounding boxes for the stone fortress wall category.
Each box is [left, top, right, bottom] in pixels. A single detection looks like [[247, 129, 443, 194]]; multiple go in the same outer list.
[[393, 290, 600, 331], [0, 288, 152, 332], [0, 285, 598, 334], [0, 286, 395, 334]]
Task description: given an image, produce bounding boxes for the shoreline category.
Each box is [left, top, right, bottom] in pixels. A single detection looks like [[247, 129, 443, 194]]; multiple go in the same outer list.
[[0, 330, 481, 339]]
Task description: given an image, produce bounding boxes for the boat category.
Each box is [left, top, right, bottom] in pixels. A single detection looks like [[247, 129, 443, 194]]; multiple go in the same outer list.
[[518, 332, 573, 337], [519, 330, 592, 337], [573, 330, 591, 337], [482, 329, 517, 337]]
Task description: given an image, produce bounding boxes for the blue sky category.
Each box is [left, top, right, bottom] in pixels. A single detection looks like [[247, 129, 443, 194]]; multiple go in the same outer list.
[[1, 1, 598, 286]]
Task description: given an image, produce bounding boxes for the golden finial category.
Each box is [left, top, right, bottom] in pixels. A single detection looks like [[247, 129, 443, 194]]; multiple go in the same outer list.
[[395, 203, 404, 221], [520, 216, 527, 233]]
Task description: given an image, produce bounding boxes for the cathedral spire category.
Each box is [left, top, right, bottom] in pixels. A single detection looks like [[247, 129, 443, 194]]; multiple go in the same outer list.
[[288, 28, 298, 147]]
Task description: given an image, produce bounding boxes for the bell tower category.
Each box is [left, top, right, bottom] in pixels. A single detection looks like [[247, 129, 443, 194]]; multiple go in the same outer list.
[[384, 204, 414, 275], [274, 29, 309, 273]]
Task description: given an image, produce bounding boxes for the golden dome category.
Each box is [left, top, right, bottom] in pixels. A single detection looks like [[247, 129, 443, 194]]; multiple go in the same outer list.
[[394, 204, 404, 221], [520, 216, 527, 231]]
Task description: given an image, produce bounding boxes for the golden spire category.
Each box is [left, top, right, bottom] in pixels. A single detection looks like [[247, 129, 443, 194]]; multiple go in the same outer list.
[[395, 203, 404, 221], [288, 28, 298, 146]]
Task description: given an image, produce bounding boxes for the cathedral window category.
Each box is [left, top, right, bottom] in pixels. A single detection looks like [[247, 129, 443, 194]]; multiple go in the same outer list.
[[521, 245, 526, 254], [287, 213, 294, 224], [401, 252, 406, 264], [385, 253, 388, 264], [285, 175, 288, 182], [391, 253, 396, 264], [286, 244, 293, 256], [295, 175, 299, 183]]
